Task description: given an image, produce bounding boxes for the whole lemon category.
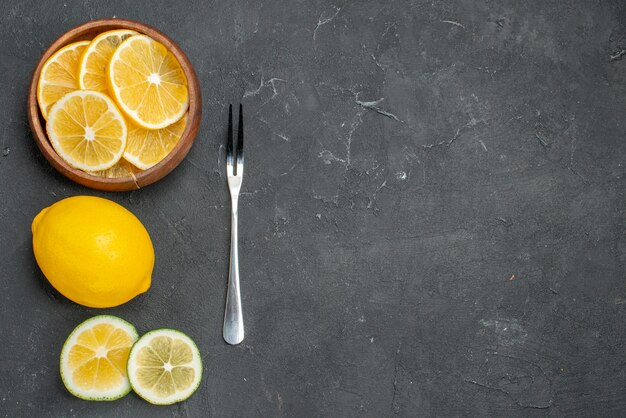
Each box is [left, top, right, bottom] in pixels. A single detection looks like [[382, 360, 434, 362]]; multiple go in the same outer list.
[[32, 196, 154, 308]]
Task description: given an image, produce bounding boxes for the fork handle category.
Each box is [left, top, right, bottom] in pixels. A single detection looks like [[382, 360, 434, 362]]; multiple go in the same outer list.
[[223, 198, 244, 345]]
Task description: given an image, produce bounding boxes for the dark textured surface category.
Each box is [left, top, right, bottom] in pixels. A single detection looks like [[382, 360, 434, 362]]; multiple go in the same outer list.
[[2, 0, 626, 416]]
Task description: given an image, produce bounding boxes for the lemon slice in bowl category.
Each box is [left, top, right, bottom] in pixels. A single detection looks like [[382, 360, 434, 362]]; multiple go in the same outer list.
[[60, 315, 138, 401], [127, 329, 202, 405], [46, 90, 127, 171], [124, 113, 187, 170], [108, 34, 189, 130], [37, 40, 90, 119], [90, 159, 142, 178], [78, 29, 137, 92]]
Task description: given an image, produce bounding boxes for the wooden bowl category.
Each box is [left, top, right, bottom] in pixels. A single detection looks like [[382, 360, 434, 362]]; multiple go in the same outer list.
[[27, 19, 202, 191]]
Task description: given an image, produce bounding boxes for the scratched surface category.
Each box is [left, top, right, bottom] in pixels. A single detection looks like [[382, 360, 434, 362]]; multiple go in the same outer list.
[[2, 0, 626, 416]]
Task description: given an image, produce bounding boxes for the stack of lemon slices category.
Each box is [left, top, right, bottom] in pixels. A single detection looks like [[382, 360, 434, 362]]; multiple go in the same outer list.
[[37, 30, 189, 177]]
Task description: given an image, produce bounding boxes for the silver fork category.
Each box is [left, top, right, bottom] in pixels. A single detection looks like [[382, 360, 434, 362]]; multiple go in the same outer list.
[[223, 103, 244, 345]]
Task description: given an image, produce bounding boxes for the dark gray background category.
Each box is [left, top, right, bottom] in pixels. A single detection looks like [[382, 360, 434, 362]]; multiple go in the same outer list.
[[2, 0, 626, 416]]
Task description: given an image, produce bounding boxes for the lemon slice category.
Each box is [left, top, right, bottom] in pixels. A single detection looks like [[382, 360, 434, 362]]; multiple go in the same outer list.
[[60, 315, 138, 401], [90, 159, 142, 178], [46, 90, 127, 171], [78, 29, 137, 92], [37, 41, 90, 119], [124, 113, 187, 170], [108, 34, 188, 129], [127, 329, 202, 405]]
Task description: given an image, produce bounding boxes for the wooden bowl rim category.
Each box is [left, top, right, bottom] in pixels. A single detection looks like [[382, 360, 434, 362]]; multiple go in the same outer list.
[[27, 18, 202, 191]]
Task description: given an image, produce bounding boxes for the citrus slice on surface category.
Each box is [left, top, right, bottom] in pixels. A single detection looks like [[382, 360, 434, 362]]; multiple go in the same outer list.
[[127, 329, 202, 405], [37, 41, 90, 119], [46, 90, 127, 171], [124, 113, 187, 170], [60, 315, 138, 401], [108, 34, 189, 129], [78, 29, 137, 92], [90, 159, 142, 178]]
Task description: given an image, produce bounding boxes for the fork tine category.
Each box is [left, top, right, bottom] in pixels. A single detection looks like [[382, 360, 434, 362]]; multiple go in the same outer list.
[[227, 104, 233, 165], [237, 103, 244, 166]]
